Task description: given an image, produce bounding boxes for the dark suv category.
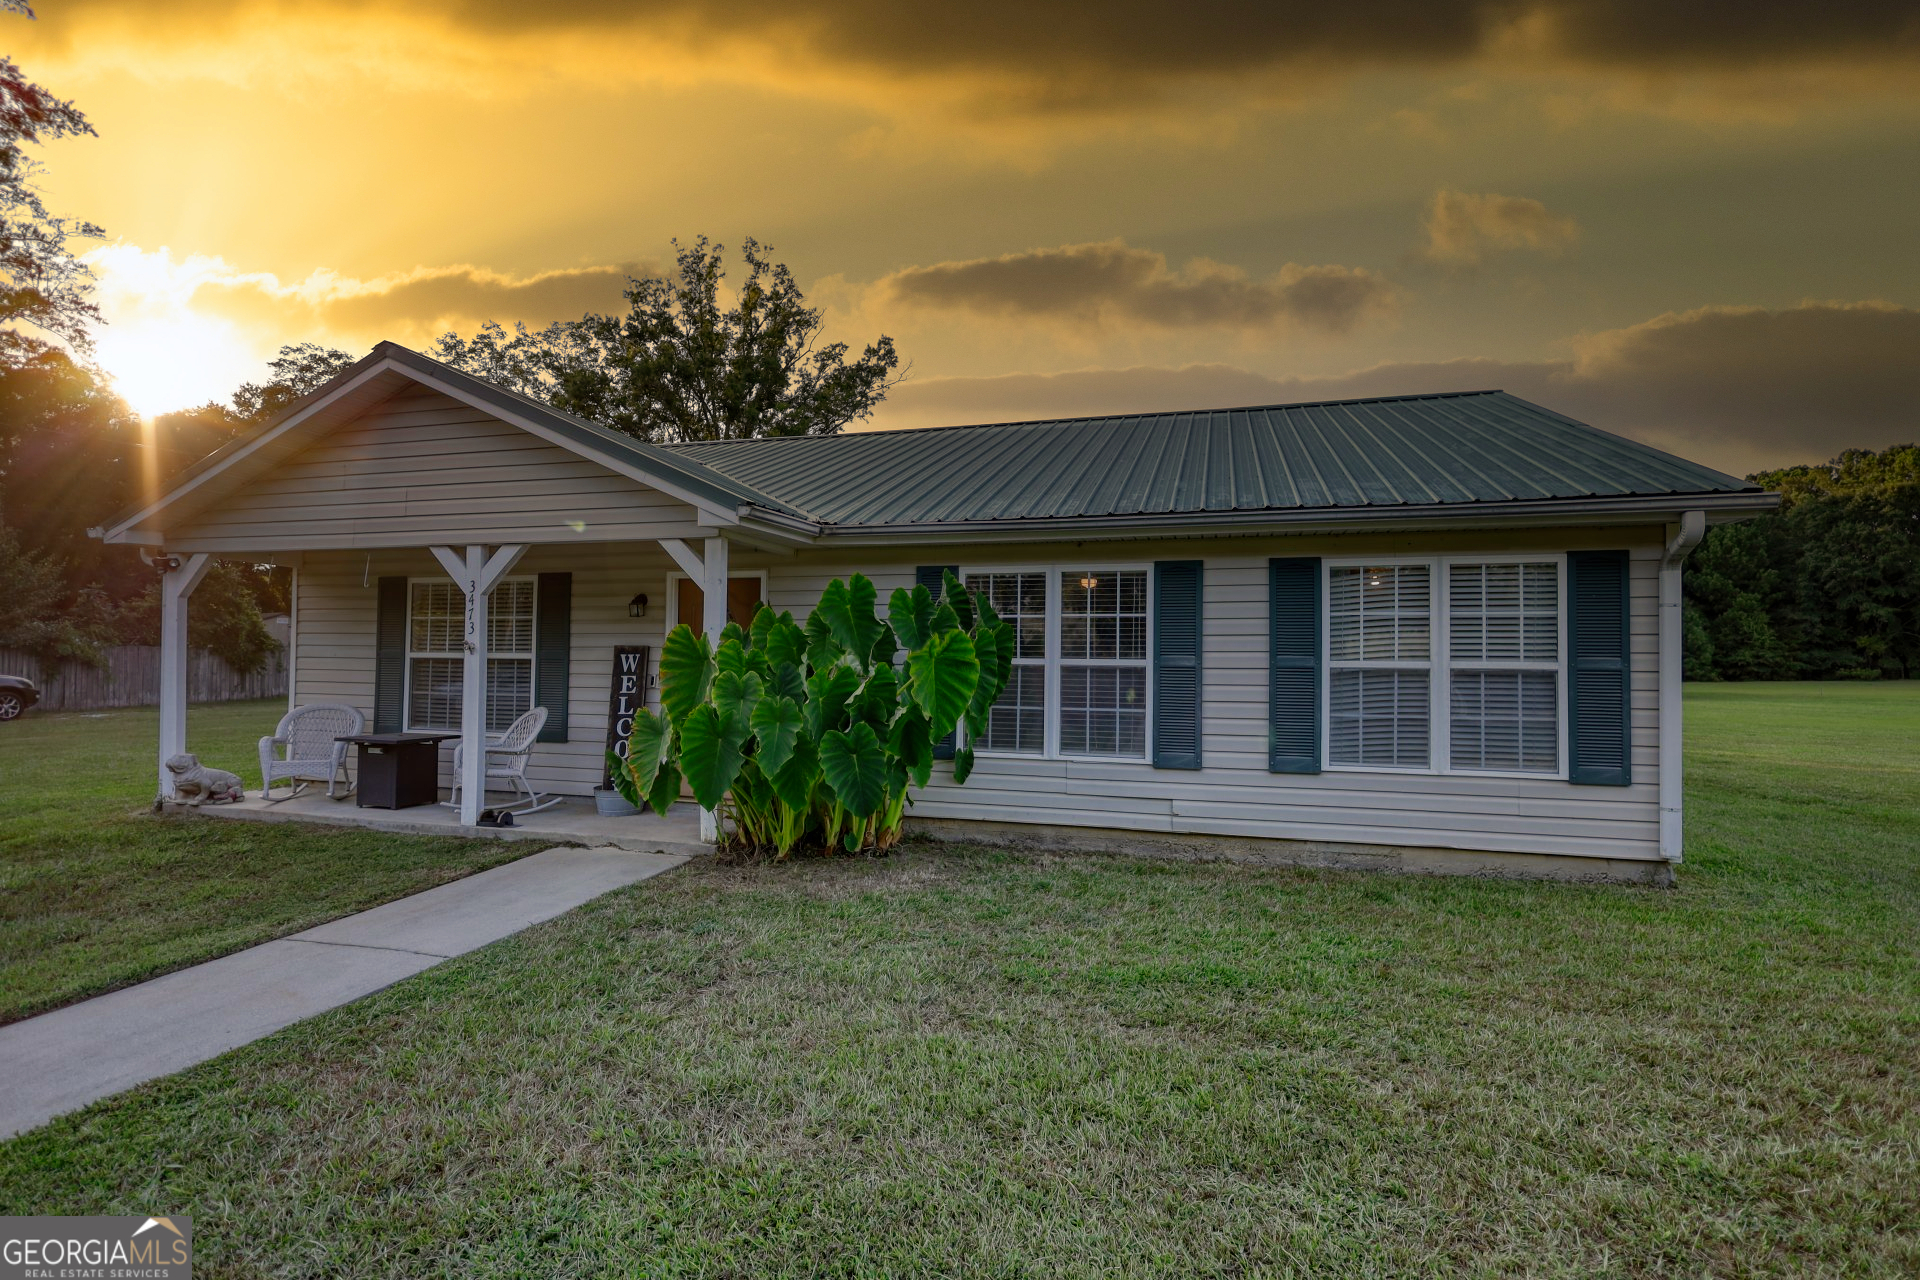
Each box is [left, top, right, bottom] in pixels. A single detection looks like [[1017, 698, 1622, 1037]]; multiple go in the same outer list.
[[0, 675, 39, 721]]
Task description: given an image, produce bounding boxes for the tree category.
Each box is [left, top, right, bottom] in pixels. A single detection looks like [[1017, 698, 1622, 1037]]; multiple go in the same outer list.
[[229, 342, 357, 425], [1684, 442, 1920, 681], [433, 237, 901, 442], [0, 3, 104, 358]]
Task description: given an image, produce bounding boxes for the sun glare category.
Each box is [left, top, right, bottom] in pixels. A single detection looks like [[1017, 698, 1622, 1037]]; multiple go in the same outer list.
[[85, 243, 274, 418]]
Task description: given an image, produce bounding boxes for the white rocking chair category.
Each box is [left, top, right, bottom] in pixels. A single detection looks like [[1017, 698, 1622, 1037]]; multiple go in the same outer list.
[[446, 706, 560, 816], [259, 703, 365, 801]]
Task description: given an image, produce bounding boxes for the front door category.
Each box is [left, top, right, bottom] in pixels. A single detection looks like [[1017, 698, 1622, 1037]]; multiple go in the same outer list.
[[675, 576, 764, 631]]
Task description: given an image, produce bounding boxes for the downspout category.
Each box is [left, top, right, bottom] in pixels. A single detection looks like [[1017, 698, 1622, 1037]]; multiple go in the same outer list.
[[1659, 511, 1707, 862]]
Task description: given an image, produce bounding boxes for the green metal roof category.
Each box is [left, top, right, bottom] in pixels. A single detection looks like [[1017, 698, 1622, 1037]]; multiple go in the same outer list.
[[666, 390, 1760, 527]]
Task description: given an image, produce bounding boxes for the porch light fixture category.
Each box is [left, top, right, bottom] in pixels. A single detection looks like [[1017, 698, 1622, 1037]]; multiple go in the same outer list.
[[628, 593, 649, 619]]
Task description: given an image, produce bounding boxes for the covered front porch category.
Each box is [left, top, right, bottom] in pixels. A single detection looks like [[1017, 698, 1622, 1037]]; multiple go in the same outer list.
[[92, 343, 818, 838]]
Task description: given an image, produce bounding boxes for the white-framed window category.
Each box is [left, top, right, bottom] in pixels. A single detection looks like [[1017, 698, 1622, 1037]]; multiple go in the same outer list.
[[1323, 555, 1566, 778], [405, 576, 536, 733], [963, 565, 1152, 761]]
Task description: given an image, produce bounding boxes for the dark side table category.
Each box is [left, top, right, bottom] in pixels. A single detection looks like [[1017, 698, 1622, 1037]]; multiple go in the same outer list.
[[336, 732, 458, 809]]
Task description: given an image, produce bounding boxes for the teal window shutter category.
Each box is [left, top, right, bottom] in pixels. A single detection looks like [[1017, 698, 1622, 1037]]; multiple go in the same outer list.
[[918, 565, 960, 758], [534, 572, 572, 743], [1152, 560, 1203, 770], [1568, 550, 1631, 785], [373, 576, 407, 733], [1268, 557, 1321, 773]]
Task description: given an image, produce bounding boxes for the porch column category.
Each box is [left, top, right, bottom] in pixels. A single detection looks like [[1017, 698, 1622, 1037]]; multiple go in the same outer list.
[[699, 535, 730, 842], [156, 553, 213, 800], [431, 543, 528, 826]]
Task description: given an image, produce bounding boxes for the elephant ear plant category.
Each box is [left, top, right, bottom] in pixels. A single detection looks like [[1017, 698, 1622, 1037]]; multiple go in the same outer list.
[[608, 572, 1014, 856]]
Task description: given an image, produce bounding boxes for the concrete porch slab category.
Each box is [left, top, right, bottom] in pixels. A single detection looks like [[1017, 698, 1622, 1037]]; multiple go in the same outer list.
[[182, 790, 708, 856]]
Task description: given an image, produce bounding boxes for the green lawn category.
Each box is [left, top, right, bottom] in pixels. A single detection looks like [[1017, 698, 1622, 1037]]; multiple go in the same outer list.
[[3, 683, 1917, 1277], [0, 699, 515, 1023]]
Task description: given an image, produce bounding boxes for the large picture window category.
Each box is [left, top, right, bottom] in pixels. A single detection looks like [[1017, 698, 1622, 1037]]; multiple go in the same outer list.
[[964, 566, 1151, 761], [1324, 557, 1565, 777], [406, 577, 536, 733]]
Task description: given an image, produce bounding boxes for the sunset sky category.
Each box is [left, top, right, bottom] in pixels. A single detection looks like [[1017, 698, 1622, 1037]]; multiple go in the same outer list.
[[15, 1, 1920, 475]]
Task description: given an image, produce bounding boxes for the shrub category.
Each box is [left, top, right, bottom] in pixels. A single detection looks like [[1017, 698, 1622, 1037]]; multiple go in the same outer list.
[[609, 572, 1012, 856]]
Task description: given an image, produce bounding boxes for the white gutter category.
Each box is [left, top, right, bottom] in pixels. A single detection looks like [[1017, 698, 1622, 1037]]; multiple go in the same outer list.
[[1659, 510, 1707, 862]]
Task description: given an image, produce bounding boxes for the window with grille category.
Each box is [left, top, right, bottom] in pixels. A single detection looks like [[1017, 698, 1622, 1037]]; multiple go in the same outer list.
[[963, 566, 1151, 761], [1447, 562, 1560, 772], [965, 571, 1047, 754], [1327, 564, 1431, 768], [1323, 558, 1566, 776], [407, 577, 536, 733], [1059, 569, 1148, 757]]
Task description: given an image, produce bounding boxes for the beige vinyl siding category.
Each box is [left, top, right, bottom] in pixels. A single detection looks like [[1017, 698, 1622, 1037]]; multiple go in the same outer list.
[[747, 529, 1665, 864], [290, 525, 1664, 862], [163, 386, 711, 552]]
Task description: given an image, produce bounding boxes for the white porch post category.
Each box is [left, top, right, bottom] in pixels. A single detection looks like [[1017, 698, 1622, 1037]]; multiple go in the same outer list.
[[699, 535, 730, 842], [1658, 511, 1706, 862], [156, 553, 213, 800], [432, 543, 528, 826]]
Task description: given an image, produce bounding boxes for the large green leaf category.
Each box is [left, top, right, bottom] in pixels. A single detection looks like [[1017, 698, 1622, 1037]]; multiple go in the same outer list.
[[768, 732, 818, 810], [624, 706, 674, 792], [888, 704, 934, 788], [770, 660, 807, 703], [907, 628, 979, 739], [765, 615, 807, 670], [889, 584, 936, 653], [805, 609, 843, 669], [952, 742, 975, 785], [718, 620, 746, 650], [819, 722, 887, 817], [942, 570, 975, 630], [606, 749, 640, 806], [804, 663, 862, 740], [645, 760, 682, 817], [751, 695, 804, 776], [658, 625, 713, 726], [854, 664, 899, 731], [714, 636, 747, 680], [747, 604, 777, 653], [816, 575, 883, 667], [712, 669, 763, 742], [869, 625, 897, 671], [677, 703, 746, 810]]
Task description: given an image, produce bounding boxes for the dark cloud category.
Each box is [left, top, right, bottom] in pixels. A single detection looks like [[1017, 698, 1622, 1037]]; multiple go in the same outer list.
[[55, 2, 1920, 109], [190, 262, 645, 338], [880, 241, 1398, 335], [869, 301, 1920, 477], [1422, 189, 1579, 265]]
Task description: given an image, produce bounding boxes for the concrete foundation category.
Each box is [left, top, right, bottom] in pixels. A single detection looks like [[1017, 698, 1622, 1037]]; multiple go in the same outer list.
[[905, 817, 1677, 886]]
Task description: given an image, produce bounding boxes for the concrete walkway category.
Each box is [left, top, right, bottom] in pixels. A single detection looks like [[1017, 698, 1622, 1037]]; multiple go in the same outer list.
[[0, 845, 685, 1139]]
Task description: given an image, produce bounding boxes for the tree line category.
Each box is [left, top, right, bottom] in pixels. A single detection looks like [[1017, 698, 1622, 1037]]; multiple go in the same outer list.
[[1684, 444, 1920, 681]]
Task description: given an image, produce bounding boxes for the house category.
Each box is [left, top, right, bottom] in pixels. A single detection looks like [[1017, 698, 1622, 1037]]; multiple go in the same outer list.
[[96, 342, 1778, 882]]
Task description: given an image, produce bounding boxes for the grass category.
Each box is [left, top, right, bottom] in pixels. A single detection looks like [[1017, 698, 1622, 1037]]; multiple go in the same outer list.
[[3, 682, 1917, 1276], [0, 699, 516, 1023]]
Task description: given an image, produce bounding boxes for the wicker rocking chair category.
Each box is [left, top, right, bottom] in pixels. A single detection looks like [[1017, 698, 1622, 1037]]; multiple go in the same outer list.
[[259, 703, 364, 801], [446, 707, 560, 816]]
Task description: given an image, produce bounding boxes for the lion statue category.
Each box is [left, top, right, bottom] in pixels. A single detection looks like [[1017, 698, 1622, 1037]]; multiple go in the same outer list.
[[165, 753, 247, 805]]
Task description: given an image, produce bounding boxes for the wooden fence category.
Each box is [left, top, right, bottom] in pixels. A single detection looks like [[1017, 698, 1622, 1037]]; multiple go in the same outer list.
[[0, 645, 288, 712]]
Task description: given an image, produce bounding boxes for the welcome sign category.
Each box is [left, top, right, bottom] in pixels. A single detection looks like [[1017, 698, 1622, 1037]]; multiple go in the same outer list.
[[601, 645, 651, 787]]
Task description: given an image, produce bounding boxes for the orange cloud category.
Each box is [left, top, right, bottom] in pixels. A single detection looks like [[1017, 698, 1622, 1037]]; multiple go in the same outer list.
[[1421, 189, 1580, 264], [878, 241, 1399, 336]]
